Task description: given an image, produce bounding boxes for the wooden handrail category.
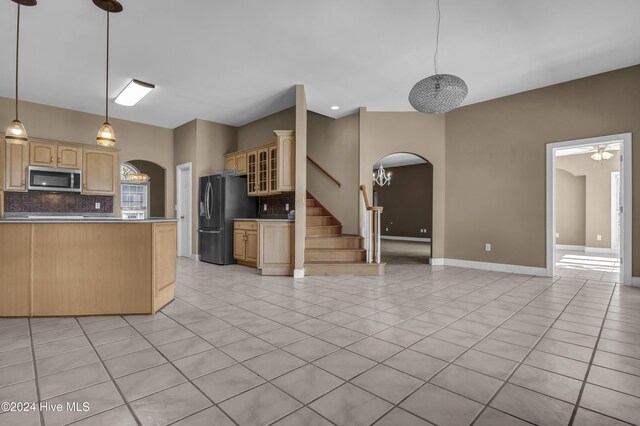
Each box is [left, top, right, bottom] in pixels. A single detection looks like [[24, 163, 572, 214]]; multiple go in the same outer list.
[[307, 156, 341, 187], [359, 185, 383, 213]]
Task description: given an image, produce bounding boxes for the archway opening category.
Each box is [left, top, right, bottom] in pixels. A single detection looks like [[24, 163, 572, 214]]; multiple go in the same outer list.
[[372, 152, 433, 264], [122, 160, 166, 218]]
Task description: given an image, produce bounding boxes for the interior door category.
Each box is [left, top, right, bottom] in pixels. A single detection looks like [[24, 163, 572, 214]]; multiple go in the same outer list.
[[177, 166, 191, 257]]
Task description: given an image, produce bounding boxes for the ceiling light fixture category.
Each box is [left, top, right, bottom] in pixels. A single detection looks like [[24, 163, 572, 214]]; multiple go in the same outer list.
[[408, 0, 468, 114], [373, 163, 391, 187], [330, 105, 340, 110], [115, 79, 155, 106], [5, 0, 37, 145], [94, 0, 123, 147], [591, 145, 614, 162]]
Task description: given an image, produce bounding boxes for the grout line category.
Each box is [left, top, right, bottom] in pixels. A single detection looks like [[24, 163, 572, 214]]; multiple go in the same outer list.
[[72, 318, 143, 426], [568, 283, 617, 425], [27, 318, 46, 426]]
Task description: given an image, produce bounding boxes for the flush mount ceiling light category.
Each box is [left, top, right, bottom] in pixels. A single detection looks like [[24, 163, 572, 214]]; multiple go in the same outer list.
[[115, 79, 155, 106], [330, 105, 340, 110], [591, 145, 614, 161], [408, 0, 468, 114], [94, 0, 123, 147], [5, 0, 37, 145], [373, 163, 391, 187]]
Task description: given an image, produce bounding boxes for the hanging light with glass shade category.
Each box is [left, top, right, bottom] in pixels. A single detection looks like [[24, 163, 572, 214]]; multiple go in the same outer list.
[[409, 0, 468, 114], [94, 0, 123, 147], [5, 0, 37, 145]]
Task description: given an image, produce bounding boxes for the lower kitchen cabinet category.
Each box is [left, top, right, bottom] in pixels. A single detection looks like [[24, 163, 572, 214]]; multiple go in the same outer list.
[[234, 220, 294, 275]]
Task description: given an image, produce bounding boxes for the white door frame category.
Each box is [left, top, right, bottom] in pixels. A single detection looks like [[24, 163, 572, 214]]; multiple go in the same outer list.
[[546, 133, 633, 285], [176, 162, 193, 258], [611, 171, 621, 252]]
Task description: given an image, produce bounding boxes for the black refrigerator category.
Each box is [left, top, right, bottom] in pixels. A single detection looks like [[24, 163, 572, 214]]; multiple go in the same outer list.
[[199, 174, 257, 265]]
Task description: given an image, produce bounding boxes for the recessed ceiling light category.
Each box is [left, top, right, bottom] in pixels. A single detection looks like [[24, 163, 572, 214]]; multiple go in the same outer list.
[[330, 105, 340, 110], [115, 79, 155, 106]]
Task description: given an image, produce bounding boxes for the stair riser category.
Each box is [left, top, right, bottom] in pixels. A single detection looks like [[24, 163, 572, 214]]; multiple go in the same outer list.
[[306, 227, 341, 236], [305, 251, 366, 262], [306, 207, 325, 216], [305, 263, 385, 276], [306, 199, 318, 207], [307, 217, 334, 226], [305, 238, 363, 249]]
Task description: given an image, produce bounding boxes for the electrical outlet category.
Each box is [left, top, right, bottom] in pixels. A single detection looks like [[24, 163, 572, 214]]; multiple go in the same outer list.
[[263, 204, 267, 212], [385, 227, 388, 232], [95, 202, 101, 209], [597, 235, 602, 241], [555, 233, 560, 238], [485, 243, 492, 252], [285, 203, 289, 211]]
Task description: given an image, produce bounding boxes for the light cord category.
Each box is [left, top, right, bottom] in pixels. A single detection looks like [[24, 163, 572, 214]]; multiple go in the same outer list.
[[433, 0, 440, 75]]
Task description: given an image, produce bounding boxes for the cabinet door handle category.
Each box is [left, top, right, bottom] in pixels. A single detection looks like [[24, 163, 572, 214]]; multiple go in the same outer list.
[[58, 157, 61, 163], [51, 157, 54, 163]]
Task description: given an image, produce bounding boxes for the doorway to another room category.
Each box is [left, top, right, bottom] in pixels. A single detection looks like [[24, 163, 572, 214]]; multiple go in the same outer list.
[[372, 153, 433, 265], [176, 163, 192, 259], [547, 133, 632, 284]]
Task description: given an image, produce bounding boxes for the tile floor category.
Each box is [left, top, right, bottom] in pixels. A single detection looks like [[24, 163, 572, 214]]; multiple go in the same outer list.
[[555, 249, 621, 282], [1, 259, 640, 425]]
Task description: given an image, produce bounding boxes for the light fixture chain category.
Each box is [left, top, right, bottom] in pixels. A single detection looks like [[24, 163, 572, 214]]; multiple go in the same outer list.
[[106, 10, 110, 122], [15, 2, 20, 120], [433, 0, 440, 75]]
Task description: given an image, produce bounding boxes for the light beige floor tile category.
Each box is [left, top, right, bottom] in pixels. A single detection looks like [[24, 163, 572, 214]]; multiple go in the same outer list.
[[510, 364, 583, 403], [115, 363, 186, 402], [271, 407, 333, 426], [490, 383, 573, 425], [454, 349, 517, 380], [219, 383, 301, 426], [432, 364, 503, 404], [130, 382, 211, 425], [243, 349, 306, 380], [193, 364, 264, 403], [352, 364, 423, 404], [346, 337, 403, 362], [310, 383, 393, 426], [579, 383, 640, 424], [401, 383, 483, 426], [523, 349, 588, 380], [384, 349, 447, 381], [313, 349, 376, 380], [172, 407, 235, 426], [273, 364, 343, 404], [173, 349, 236, 380]]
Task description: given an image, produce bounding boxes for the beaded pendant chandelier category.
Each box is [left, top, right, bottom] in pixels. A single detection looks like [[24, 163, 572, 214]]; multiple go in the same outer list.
[[409, 0, 468, 114], [373, 163, 391, 187]]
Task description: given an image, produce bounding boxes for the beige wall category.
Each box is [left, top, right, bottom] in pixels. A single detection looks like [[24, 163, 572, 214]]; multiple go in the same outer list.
[[557, 151, 620, 248], [173, 119, 237, 255], [555, 169, 586, 246], [237, 107, 296, 151], [307, 111, 359, 234], [445, 65, 639, 275], [0, 97, 175, 218], [359, 108, 446, 259]]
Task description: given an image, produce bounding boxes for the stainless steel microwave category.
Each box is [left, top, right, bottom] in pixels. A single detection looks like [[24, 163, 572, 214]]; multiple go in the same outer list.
[[27, 166, 81, 193]]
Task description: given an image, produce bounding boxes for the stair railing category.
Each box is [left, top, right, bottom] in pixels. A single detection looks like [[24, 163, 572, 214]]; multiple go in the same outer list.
[[359, 185, 383, 264], [307, 156, 341, 187]]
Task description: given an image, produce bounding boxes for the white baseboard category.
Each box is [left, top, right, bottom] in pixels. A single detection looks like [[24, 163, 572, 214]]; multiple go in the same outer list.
[[381, 236, 432, 242], [429, 258, 444, 266], [293, 268, 305, 279], [631, 276, 640, 287], [556, 245, 585, 251], [440, 258, 547, 276], [585, 247, 619, 254]]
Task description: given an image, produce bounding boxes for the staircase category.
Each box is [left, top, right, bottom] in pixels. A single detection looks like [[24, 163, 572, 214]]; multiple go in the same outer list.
[[304, 193, 385, 276]]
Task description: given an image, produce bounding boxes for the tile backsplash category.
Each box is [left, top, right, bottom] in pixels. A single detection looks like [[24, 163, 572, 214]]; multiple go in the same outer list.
[[258, 194, 295, 218], [4, 192, 114, 214]]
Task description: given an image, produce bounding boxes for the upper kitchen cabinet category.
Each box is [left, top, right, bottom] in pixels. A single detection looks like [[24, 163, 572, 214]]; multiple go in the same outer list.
[[83, 149, 118, 195], [29, 140, 82, 169], [274, 130, 295, 192], [247, 150, 258, 196], [4, 142, 29, 192], [224, 151, 248, 175]]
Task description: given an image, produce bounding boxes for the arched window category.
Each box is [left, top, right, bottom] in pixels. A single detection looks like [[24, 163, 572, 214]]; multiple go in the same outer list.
[[120, 163, 140, 182]]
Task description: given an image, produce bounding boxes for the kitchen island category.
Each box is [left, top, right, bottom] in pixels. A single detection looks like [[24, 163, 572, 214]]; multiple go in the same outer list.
[[0, 218, 177, 317]]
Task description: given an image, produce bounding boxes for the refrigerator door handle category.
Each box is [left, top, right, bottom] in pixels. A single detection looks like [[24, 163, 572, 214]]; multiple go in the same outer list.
[[199, 229, 221, 234], [205, 182, 212, 220]]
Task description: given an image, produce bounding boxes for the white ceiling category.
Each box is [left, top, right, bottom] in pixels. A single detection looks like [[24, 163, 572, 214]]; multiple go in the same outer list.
[[373, 153, 427, 169], [1, 0, 639, 129]]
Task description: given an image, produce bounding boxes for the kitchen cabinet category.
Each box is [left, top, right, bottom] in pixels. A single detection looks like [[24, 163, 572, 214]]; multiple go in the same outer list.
[[257, 147, 269, 196], [4, 142, 29, 192], [268, 144, 280, 195], [224, 152, 248, 175], [247, 150, 257, 196], [30, 141, 82, 169], [83, 149, 118, 195], [275, 130, 295, 192], [234, 220, 258, 267], [258, 221, 294, 276]]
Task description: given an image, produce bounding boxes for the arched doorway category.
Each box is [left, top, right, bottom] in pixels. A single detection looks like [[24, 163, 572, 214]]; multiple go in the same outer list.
[[123, 160, 166, 218], [372, 152, 433, 264]]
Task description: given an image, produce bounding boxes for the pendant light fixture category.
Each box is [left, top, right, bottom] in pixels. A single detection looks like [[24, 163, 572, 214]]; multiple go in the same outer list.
[[409, 0, 468, 114], [373, 162, 391, 187], [591, 145, 614, 162], [5, 0, 37, 145], [93, 0, 123, 147]]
